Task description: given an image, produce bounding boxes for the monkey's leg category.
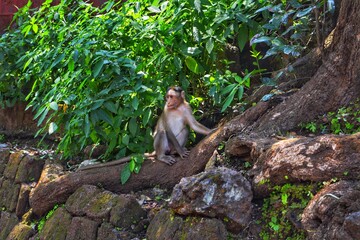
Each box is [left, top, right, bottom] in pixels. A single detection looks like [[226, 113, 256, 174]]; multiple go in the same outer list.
[[170, 128, 190, 158], [154, 130, 177, 165]]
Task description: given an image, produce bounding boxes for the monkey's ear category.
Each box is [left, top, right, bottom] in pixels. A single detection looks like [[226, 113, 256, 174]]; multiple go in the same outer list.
[[181, 90, 185, 99]]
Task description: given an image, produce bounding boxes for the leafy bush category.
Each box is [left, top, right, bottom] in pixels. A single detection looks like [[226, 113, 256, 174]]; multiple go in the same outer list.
[[0, 0, 331, 161]]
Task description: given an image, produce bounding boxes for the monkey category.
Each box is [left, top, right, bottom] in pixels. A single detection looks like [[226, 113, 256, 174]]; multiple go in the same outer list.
[[153, 86, 211, 165], [77, 86, 211, 171]]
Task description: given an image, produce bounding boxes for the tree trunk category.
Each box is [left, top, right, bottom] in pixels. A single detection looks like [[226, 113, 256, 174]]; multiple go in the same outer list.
[[246, 1, 360, 136]]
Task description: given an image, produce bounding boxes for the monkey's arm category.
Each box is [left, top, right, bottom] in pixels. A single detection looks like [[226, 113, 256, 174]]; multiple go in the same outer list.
[[185, 107, 211, 135]]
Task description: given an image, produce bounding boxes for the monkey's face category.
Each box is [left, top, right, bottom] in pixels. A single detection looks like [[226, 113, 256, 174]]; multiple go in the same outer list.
[[165, 89, 182, 109]]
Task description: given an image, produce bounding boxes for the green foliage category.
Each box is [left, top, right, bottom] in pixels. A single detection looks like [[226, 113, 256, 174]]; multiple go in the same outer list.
[[120, 154, 144, 184], [252, 0, 335, 59], [37, 204, 59, 233], [260, 183, 316, 240], [0, 134, 5, 143], [0, 0, 334, 169], [300, 99, 360, 135]]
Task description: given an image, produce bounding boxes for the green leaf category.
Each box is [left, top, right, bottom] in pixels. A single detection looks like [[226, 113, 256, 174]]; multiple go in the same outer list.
[[129, 159, 135, 171], [23, 57, 33, 71], [21, 25, 32, 35], [68, 58, 75, 72], [134, 164, 142, 174], [148, 6, 161, 13], [48, 122, 58, 134], [91, 100, 104, 110], [37, 108, 49, 126], [250, 36, 272, 45], [185, 56, 203, 74], [206, 38, 214, 54], [120, 163, 131, 184], [221, 83, 236, 95], [296, 6, 314, 18], [32, 24, 38, 33], [84, 114, 90, 137], [92, 59, 104, 78], [122, 134, 130, 145], [51, 53, 65, 69], [132, 97, 139, 110], [174, 56, 182, 71], [238, 86, 244, 100], [129, 117, 137, 136], [104, 101, 117, 114], [142, 108, 151, 126], [98, 109, 113, 125], [221, 87, 237, 112], [238, 25, 248, 52], [49, 101, 58, 111]]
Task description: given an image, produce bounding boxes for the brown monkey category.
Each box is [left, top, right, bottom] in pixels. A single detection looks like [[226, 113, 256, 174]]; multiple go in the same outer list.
[[153, 86, 211, 165], [77, 86, 211, 171]]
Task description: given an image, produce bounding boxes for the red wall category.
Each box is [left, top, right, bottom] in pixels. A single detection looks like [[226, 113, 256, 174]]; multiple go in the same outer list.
[[0, 0, 108, 32]]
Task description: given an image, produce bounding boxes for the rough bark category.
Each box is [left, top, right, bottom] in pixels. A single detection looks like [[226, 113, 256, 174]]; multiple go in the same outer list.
[[245, 1, 360, 137]]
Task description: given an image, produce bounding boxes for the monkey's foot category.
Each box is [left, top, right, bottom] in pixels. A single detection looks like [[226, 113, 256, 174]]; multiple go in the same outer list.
[[158, 156, 177, 165]]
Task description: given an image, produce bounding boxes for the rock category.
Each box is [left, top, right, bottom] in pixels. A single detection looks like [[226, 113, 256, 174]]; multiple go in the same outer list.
[[301, 180, 360, 239], [0, 147, 10, 174], [39, 207, 72, 240], [66, 217, 99, 240], [343, 211, 360, 239], [169, 167, 252, 233], [146, 209, 227, 240], [97, 222, 137, 240], [6, 222, 36, 240], [15, 154, 45, 184], [0, 211, 19, 240], [83, 190, 118, 221], [250, 134, 360, 197], [3, 151, 24, 180], [65, 185, 102, 216], [109, 195, 147, 230], [15, 183, 31, 217], [0, 179, 21, 211]]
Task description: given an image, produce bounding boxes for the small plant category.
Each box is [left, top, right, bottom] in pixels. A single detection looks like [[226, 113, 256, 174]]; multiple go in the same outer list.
[[299, 99, 360, 135], [120, 154, 144, 184], [37, 205, 59, 233], [259, 183, 316, 239], [0, 134, 5, 143]]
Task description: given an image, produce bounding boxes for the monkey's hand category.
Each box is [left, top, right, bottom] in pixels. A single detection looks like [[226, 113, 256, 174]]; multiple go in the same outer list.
[[158, 155, 177, 165], [179, 149, 190, 159]]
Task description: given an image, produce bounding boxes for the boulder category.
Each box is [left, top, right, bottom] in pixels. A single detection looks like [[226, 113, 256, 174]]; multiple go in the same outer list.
[[39, 207, 72, 240], [109, 195, 147, 230], [65, 185, 102, 216], [66, 217, 99, 240], [302, 180, 360, 239], [169, 167, 252, 233], [0, 211, 19, 240], [250, 134, 360, 197], [0, 147, 10, 174], [6, 222, 35, 240], [146, 209, 227, 240]]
